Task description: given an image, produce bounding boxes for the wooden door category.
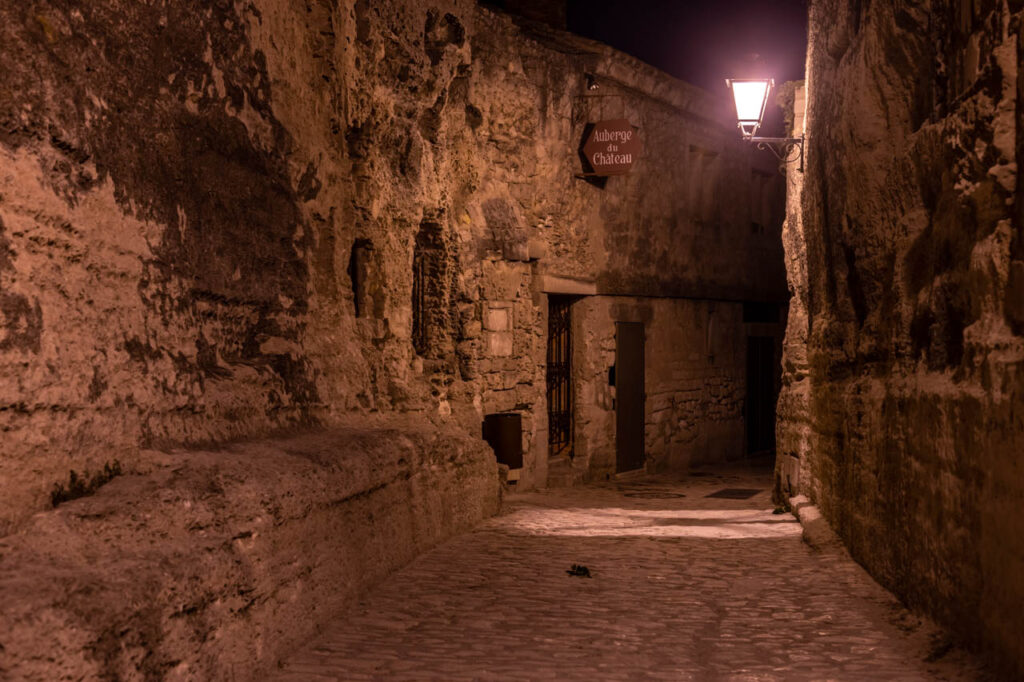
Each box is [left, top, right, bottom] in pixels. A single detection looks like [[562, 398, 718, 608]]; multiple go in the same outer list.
[[745, 336, 776, 454], [615, 322, 645, 473]]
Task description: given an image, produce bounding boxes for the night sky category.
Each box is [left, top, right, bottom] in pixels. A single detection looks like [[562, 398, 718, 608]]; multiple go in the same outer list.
[[566, 0, 808, 133]]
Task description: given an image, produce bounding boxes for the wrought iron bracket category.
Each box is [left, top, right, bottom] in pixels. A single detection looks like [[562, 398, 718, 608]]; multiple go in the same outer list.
[[748, 136, 804, 172]]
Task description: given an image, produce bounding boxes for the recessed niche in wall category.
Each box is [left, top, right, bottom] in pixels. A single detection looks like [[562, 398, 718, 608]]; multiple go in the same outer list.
[[348, 238, 374, 318], [413, 217, 450, 357]]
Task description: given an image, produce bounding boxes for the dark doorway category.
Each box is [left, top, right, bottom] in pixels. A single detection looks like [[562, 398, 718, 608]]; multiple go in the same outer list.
[[547, 296, 574, 459], [615, 322, 645, 473], [745, 336, 777, 455]]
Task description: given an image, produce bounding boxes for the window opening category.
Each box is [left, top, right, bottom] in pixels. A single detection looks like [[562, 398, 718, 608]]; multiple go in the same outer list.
[[547, 296, 575, 458]]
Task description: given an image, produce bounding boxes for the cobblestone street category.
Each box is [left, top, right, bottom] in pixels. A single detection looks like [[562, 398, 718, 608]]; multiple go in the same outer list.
[[273, 463, 985, 681]]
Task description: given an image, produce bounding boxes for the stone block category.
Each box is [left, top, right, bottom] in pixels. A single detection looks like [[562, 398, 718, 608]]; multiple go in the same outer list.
[[481, 262, 524, 300], [456, 340, 479, 380], [527, 238, 547, 260], [484, 305, 512, 331], [484, 330, 513, 357], [484, 388, 517, 413]]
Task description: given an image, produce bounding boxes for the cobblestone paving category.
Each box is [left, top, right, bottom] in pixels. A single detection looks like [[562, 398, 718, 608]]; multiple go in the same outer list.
[[272, 465, 986, 681]]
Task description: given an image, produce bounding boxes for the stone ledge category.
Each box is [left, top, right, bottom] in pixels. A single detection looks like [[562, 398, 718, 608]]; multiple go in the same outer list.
[[0, 417, 500, 681], [789, 495, 844, 552]]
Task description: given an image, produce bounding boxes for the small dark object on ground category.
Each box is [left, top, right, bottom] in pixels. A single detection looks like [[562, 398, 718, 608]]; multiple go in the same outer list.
[[566, 564, 592, 578], [50, 460, 123, 508], [773, 507, 787, 515]]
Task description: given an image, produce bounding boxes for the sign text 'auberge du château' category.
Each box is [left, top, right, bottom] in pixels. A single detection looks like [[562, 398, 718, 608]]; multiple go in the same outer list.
[[582, 119, 641, 176]]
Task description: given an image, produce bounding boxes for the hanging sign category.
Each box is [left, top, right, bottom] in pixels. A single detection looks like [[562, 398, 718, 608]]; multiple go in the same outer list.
[[581, 119, 641, 176]]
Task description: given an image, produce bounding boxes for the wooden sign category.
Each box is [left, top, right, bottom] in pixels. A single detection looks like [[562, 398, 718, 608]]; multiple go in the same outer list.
[[582, 119, 641, 176]]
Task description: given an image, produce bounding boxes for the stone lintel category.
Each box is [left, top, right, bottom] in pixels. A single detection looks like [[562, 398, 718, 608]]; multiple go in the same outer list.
[[539, 275, 597, 296]]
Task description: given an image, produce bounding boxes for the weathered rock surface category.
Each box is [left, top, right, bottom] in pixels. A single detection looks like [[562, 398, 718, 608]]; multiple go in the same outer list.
[[0, 417, 499, 680], [778, 0, 1024, 675], [0, 0, 786, 527], [0, 0, 792, 675]]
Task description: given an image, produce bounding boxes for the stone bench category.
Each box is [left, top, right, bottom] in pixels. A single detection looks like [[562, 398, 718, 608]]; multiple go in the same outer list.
[[0, 416, 500, 680]]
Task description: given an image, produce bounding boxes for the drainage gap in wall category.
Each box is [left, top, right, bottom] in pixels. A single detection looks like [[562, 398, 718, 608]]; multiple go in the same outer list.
[[622, 492, 686, 499], [705, 488, 761, 500]]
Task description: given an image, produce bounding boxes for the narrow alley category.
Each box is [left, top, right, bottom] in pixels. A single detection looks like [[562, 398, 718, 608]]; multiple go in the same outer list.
[[273, 463, 984, 681], [2, 0, 1023, 678]]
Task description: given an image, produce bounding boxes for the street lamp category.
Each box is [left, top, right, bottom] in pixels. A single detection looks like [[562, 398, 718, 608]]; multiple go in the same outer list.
[[725, 77, 803, 172]]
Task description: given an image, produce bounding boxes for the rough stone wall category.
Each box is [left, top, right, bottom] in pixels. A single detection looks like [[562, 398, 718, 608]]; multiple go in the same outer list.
[[776, 85, 814, 499], [779, 1, 1024, 674], [0, 0, 786, 530], [475, 259, 548, 487], [571, 297, 757, 480], [0, 0, 365, 535], [0, 419, 498, 680], [447, 16, 787, 484]]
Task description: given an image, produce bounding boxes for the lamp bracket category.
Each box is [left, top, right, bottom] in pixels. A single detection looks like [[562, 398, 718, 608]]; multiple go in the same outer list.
[[747, 136, 804, 173]]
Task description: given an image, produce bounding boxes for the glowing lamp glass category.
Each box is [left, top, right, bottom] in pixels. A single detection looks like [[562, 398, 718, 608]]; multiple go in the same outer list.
[[726, 78, 773, 137]]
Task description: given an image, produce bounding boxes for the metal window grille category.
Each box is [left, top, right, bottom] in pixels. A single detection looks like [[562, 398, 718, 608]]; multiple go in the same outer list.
[[546, 296, 574, 459]]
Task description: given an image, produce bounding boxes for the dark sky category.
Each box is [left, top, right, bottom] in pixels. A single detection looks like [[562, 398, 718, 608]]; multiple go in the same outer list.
[[566, 0, 807, 132]]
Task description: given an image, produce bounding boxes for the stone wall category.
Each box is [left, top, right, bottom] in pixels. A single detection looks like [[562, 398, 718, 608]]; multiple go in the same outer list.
[[0, 0, 785, 530], [776, 84, 813, 499], [777, 1, 1024, 674], [0, 419, 499, 680], [566, 296, 786, 481], [448, 15, 788, 484], [0, 0, 366, 535]]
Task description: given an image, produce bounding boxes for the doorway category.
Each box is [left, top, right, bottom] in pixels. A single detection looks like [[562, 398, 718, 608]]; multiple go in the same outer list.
[[615, 322, 645, 473], [745, 336, 776, 455], [546, 296, 574, 459]]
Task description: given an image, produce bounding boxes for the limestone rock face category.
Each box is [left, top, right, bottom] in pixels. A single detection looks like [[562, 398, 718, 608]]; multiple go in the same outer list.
[[0, 0, 786, 674], [778, 0, 1024, 674], [0, 0, 785, 527], [0, 418, 498, 680]]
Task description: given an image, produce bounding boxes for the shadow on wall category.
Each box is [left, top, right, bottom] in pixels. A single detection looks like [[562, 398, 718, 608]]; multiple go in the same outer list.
[[0, 3, 321, 430]]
